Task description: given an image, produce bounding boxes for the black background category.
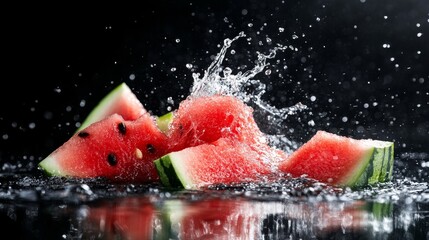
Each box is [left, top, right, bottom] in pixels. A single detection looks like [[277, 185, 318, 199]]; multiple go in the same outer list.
[[1, 0, 428, 167]]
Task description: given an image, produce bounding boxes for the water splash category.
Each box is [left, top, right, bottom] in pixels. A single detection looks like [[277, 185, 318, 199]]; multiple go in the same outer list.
[[190, 32, 307, 152]]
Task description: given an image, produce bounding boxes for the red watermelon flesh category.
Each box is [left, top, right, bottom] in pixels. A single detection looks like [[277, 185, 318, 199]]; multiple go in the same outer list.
[[167, 94, 267, 151], [277, 130, 394, 187], [39, 113, 169, 182], [155, 137, 288, 189]]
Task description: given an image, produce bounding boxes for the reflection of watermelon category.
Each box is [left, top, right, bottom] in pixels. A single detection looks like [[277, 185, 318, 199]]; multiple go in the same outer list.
[[278, 131, 394, 188], [77, 82, 146, 131], [83, 197, 156, 239], [162, 198, 283, 239]]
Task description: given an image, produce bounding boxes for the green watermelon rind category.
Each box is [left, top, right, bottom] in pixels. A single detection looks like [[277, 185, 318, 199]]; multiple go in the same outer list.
[[77, 82, 144, 132], [38, 155, 65, 177], [342, 140, 394, 188], [154, 152, 195, 189], [156, 112, 174, 133]]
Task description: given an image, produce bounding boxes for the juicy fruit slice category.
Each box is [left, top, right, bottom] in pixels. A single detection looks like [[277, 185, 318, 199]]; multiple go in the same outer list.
[[278, 130, 394, 188], [77, 82, 146, 131], [39, 113, 169, 182], [166, 94, 267, 151], [155, 138, 287, 189]]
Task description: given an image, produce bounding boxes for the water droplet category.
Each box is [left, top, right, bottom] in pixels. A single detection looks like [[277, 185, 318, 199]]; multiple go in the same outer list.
[[129, 73, 136, 80], [278, 27, 284, 32], [241, 9, 248, 15], [310, 96, 316, 102], [186, 63, 193, 69], [170, 67, 176, 72], [316, 17, 320, 22], [248, 23, 253, 27], [223, 67, 232, 77], [265, 69, 271, 75], [417, 32, 422, 37], [175, 39, 181, 43]]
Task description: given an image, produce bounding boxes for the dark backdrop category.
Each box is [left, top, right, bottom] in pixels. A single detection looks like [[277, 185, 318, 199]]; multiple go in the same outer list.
[[1, 0, 428, 167]]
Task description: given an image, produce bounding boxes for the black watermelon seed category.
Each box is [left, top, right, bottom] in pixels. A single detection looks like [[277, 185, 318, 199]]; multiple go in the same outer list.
[[146, 144, 156, 154], [78, 131, 90, 138], [178, 124, 184, 136], [117, 122, 126, 135], [107, 153, 118, 166]]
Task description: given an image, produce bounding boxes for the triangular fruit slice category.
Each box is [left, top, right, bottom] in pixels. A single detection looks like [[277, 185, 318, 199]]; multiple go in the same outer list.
[[277, 130, 394, 188], [39, 113, 170, 182], [166, 94, 268, 151], [155, 138, 288, 190], [77, 82, 147, 131]]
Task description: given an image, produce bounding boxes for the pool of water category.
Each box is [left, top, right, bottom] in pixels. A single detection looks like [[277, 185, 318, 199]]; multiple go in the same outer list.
[[0, 150, 427, 239]]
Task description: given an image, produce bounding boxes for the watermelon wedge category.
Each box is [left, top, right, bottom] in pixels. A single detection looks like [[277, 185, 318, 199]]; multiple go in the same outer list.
[[166, 94, 267, 151], [155, 138, 287, 189], [77, 82, 147, 132], [39, 113, 170, 182], [278, 130, 394, 188]]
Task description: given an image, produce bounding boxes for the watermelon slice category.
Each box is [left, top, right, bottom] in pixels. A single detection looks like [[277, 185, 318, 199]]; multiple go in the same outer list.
[[166, 94, 267, 151], [277, 130, 394, 188], [155, 138, 287, 189], [77, 82, 147, 132], [39, 113, 170, 182]]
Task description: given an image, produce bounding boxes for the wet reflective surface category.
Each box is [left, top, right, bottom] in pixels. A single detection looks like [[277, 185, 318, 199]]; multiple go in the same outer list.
[[0, 152, 428, 239]]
